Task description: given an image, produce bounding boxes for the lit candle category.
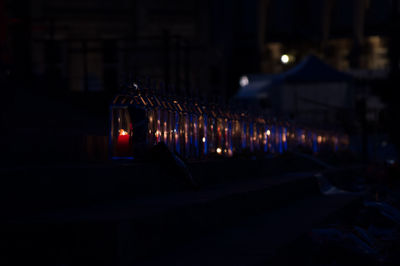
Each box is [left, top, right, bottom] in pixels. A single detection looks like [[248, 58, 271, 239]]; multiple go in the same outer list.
[[116, 129, 131, 156]]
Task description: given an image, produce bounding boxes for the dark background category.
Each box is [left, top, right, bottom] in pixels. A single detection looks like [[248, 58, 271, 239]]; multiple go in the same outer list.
[[1, 2, 400, 266]]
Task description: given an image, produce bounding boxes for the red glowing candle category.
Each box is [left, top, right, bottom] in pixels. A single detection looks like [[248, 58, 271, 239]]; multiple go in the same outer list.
[[116, 129, 131, 156]]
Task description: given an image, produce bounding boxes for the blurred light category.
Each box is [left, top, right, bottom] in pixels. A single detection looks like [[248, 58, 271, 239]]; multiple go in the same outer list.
[[266, 129, 271, 136], [202, 137, 206, 143], [240, 76, 249, 87], [119, 129, 128, 136], [216, 147, 222, 154], [281, 54, 289, 64], [317, 135, 322, 144]]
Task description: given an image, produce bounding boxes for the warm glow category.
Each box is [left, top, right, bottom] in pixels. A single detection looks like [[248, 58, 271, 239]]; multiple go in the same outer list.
[[281, 54, 289, 64], [317, 135, 322, 144], [266, 129, 271, 136], [282, 134, 286, 142], [202, 137, 206, 143], [119, 129, 128, 136], [216, 147, 222, 154]]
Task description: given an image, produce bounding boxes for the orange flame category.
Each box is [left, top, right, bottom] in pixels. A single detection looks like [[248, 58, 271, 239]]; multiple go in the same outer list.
[[119, 129, 128, 136]]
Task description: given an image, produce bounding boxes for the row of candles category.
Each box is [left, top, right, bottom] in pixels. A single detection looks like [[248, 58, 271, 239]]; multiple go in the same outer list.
[[111, 89, 349, 159]]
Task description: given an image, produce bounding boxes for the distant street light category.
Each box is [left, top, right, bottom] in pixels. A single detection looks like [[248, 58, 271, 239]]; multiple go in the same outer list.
[[239, 75, 249, 86], [281, 54, 290, 64]]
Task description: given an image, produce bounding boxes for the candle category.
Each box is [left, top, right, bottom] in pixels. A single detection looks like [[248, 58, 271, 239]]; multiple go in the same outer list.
[[116, 129, 131, 156]]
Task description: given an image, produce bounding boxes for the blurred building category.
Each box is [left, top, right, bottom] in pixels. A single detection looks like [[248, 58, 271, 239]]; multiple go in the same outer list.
[[1, 0, 398, 163], [4, 0, 396, 98], [3, 0, 261, 99], [258, 0, 395, 75]]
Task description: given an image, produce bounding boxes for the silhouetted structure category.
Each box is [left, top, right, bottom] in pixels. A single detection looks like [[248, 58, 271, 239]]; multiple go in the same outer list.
[[2, 0, 397, 97], [2, 0, 261, 99]]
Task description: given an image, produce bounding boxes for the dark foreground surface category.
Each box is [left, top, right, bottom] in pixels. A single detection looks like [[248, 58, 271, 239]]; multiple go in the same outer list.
[[0, 153, 399, 266]]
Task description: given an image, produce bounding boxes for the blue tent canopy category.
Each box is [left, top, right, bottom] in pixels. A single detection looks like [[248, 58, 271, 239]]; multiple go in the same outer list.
[[280, 55, 353, 83], [236, 55, 353, 99]]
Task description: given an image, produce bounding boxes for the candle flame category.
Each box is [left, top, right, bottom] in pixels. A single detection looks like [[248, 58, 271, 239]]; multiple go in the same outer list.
[[119, 129, 128, 136]]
